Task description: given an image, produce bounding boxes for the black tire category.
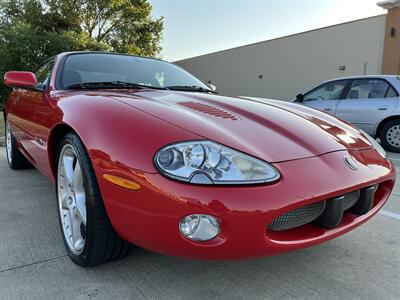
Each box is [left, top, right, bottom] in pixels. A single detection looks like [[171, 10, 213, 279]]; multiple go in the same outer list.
[[4, 118, 32, 169], [379, 119, 400, 153], [56, 133, 133, 267]]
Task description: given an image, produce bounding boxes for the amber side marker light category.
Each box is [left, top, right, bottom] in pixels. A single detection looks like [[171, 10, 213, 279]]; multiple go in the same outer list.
[[102, 174, 141, 191]]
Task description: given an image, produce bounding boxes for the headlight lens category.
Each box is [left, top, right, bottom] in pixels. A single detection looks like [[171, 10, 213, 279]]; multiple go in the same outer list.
[[360, 130, 387, 158], [154, 141, 280, 184]]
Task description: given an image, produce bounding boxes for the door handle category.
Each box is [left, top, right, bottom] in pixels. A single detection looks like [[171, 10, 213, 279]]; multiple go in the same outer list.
[[378, 107, 387, 111], [323, 108, 332, 111]]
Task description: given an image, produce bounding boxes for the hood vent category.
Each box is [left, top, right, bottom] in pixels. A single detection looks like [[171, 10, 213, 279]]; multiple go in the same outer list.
[[179, 102, 239, 120]]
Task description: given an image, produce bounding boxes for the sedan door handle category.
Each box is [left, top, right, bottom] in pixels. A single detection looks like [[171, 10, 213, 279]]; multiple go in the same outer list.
[[378, 107, 387, 111], [323, 108, 332, 111]]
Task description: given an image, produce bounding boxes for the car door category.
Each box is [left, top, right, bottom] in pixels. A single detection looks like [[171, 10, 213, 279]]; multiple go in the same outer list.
[[7, 86, 40, 158], [335, 78, 399, 135], [301, 80, 348, 115], [9, 59, 55, 166], [29, 59, 56, 172]]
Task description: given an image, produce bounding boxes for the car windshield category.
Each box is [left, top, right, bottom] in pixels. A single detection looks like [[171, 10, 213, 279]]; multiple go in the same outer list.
[[59, 53, 210, 91]]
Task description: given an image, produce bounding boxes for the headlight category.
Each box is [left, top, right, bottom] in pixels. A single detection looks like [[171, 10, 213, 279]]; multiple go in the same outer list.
[[360, 130, 387, 158], [154, 141, 280, 184]]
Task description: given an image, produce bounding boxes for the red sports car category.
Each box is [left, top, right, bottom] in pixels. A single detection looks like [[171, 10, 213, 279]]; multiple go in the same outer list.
[[3, 52, 395, 267]]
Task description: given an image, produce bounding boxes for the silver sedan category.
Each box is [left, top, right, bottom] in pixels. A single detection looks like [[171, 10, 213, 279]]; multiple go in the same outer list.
[[295, 75, 400, 152]]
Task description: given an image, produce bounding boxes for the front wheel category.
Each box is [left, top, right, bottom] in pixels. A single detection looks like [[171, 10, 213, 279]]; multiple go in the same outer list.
[[56, 133, 133, 267], [380, 119, 400, 153]]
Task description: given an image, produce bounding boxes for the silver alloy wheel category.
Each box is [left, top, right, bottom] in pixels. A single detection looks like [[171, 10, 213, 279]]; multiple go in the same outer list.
[[57, 144, 87, 255], [386, 125, 400, 148], [6, 121, 12, 164]]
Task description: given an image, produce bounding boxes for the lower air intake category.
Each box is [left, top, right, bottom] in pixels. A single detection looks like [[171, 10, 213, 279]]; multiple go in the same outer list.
[[269, 201, 326, 231], [343, 190, 360, 210]]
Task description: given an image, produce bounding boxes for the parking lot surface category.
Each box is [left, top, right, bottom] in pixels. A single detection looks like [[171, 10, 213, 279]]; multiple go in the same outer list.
[[0, 148, 399, 299]]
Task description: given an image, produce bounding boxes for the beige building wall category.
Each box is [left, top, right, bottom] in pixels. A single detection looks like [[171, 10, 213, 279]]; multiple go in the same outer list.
[[382, 6, 400, 74], [176, 15, 387, 101]]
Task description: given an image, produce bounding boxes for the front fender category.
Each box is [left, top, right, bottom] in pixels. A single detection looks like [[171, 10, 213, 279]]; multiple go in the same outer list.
[[56, 94, 201, 174]]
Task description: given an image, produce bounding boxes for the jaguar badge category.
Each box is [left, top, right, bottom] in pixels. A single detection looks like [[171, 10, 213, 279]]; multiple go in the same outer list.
[[344, 155, 358, 170]]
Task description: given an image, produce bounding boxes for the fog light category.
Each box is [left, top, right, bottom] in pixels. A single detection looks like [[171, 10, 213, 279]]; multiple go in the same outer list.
[[179, 214, 220, 241]]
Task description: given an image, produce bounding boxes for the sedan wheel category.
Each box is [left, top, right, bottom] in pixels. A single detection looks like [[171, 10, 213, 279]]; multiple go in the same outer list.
[[56, 133, 133, 266], [386, 125, 400, 148], [380, 119, 400, 153]]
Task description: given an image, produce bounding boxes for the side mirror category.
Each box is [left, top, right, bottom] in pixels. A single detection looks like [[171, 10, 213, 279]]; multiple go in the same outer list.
[[296, 93, 304, 102], [206, 83, 217, 92], [4, 71, 38, 89]]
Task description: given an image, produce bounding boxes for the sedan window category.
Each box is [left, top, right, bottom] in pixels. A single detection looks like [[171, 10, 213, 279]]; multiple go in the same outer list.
[[303, 80, 347, 101], [386, 86, 399, 98], [345, 79, 390, 99]]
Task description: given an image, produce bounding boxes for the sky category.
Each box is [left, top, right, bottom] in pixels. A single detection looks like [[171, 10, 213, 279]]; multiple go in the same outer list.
[[149, 0, 386, 62]]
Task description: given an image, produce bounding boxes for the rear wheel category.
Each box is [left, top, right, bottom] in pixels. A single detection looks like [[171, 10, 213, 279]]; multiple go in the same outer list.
[[380, 119, 400, 153], [56, 133, 133, 267], [5, 118, 31, 169]]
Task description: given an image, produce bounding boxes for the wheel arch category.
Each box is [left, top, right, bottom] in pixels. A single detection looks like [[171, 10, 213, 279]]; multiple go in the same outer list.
[[375, 115, 400, 138], [48, 123, 81, 180]]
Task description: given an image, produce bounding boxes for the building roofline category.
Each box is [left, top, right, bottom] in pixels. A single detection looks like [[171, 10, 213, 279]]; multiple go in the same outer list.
[[175, 14, 387, 63], [378, 0, 400, 9]]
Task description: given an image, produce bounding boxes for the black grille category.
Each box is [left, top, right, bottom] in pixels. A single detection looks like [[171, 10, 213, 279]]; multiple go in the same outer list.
[[269, 201, 326, 231], [343, 190, 360, 210], [268, 187, 377, 232]]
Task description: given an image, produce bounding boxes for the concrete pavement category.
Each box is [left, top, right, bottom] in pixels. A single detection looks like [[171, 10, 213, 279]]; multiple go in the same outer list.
[[0, 148, 399, 299]]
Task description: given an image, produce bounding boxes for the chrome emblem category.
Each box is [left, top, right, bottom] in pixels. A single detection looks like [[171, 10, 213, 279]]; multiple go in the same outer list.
[[344, 155, 358, 170]]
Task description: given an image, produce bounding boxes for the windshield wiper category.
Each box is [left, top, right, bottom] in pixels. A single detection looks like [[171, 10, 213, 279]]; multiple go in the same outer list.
[[67, 81, 168, 90], [165, 85, 218, 94]]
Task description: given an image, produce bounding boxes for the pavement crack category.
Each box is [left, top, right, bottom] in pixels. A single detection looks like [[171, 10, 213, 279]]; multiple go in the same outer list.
[[0, 255, 68, 274]]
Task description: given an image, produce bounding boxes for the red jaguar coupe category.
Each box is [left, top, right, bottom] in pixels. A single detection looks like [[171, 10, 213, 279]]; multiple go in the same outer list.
[[3, 52, 395, 267]]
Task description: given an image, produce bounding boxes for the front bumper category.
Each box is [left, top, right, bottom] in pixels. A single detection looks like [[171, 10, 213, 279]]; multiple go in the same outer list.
[[94, 148, 395, 260]]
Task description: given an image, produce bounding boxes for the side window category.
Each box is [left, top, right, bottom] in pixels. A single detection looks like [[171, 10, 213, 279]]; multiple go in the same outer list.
[[34, 60, 55, 88], [385, 86, 399, 98], [303, 80, 347, 101], [345, 79, 389, 100]]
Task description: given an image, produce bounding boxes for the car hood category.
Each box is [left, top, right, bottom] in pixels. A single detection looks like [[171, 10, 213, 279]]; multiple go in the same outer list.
[[106, 90, 372, 163]]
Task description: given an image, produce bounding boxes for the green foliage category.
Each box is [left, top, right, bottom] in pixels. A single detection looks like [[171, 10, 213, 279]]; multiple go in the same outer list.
[[0, 0, 164, 108]]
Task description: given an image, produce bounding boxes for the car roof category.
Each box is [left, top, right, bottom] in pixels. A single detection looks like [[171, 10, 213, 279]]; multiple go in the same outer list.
[[324, 74, 399, 82], [56, 51, 165, 63]]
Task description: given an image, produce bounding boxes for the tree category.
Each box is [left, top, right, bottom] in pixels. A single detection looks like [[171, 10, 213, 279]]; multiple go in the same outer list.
[[0, 0, 164, 109], [44, 0, 164, 55]]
